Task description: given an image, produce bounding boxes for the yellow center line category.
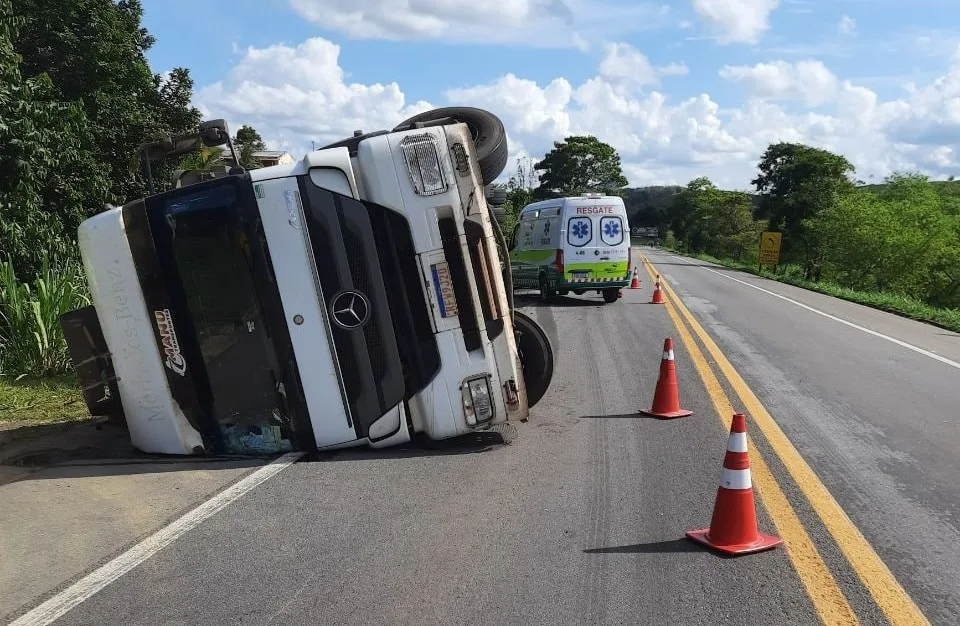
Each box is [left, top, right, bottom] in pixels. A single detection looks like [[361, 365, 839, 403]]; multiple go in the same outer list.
[[641, 252, 930, 626], [639, 257, 859, 626]]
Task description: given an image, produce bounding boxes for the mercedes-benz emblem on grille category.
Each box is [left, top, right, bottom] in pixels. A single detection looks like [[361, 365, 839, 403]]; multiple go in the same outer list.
[[330, 290, 371, 330]]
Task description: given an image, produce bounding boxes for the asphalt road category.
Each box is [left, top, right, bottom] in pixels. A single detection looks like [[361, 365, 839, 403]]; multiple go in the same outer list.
[[8, 246, 957, 625], [642, 247, 960, 625]]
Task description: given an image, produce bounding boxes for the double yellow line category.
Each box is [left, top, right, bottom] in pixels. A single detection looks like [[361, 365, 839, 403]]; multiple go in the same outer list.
[[638, 253, 929, 626]]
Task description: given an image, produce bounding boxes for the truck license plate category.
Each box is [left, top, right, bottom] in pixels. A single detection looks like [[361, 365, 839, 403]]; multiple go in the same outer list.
[[430, 262, 459, 318]]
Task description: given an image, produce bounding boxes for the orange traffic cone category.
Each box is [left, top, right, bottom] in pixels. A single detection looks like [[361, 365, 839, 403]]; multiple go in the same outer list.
[[686, 413, 783, 556], [651, 275, 665, 304], [630, 268, 641, 289], [640, 338, 693, 419]]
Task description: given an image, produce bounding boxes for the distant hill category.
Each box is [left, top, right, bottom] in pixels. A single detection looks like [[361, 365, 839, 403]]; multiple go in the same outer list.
[[621, 185, 761, 228], [622, 178, 960, 230], [621, 186, 683, 227], [860, 179, 960, 194]]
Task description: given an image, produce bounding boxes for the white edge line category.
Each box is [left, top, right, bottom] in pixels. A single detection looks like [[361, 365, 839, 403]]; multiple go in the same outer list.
[[9, 452, 304, 626], [684, 259, 960, 371]]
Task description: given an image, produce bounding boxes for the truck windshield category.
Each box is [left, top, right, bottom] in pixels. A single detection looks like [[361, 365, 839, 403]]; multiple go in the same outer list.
[[147, 181, 296, 454]]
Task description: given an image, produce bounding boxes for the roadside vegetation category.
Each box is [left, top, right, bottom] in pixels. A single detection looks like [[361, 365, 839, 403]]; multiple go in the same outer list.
[[0, 0, 273, 426], [657, 145, 960, 334]]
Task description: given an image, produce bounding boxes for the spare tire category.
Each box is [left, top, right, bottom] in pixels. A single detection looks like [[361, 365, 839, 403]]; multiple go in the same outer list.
[[393, 107, 508, 186], [486, 185, 508, 206]]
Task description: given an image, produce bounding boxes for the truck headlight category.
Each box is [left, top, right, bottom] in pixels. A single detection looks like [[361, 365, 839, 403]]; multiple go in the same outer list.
[[462, 374, 495, 426], [400, 133, 448, 196]]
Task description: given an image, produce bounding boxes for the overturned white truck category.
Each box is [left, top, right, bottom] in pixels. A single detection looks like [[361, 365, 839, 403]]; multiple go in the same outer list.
[[61, 108, 554, 456]]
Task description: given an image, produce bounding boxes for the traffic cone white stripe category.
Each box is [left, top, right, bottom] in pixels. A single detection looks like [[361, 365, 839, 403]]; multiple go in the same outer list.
[[727, 432, 748, 453], [663, 349, 675, 360], [720, 467, 752, 490]]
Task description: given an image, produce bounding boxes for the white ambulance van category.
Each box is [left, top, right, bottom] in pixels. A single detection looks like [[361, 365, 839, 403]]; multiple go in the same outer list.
[[507, 194, 632, 303]]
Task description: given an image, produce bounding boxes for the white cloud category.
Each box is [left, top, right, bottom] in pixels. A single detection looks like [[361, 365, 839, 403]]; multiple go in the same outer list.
[[838, 14, 857, 36], [658, 62, 690, 76], [194, 36, 960, 190], [195, 38, 433, 152], [599, 43, 658, 86], [598, 43, 690, 89], [720, 60, 839, 106], [693, 0, 780, 44], [286, 0, 670, 48]]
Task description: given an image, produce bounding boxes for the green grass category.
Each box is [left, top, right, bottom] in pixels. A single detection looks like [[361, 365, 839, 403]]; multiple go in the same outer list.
[[0, 374, 89, 426], [666, 249, 960, 334]]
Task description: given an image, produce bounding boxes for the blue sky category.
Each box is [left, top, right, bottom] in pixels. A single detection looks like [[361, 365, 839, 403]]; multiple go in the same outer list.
[[141, 0, 960, 188]]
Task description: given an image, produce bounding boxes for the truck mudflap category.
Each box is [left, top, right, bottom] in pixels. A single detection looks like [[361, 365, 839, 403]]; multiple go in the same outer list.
[[59, 305, 124, 421]]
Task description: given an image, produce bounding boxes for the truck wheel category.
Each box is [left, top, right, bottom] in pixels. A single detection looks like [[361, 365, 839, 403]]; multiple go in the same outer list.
[[513, 311, 554, 408], [393, 107, 508, 186], [486, 185, 507, 206], [602, 288, 620, 303], [539, 274, 556, 303]]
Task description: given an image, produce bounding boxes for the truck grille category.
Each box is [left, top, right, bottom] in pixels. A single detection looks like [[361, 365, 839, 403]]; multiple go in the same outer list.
[[298, 177, 439, 440]]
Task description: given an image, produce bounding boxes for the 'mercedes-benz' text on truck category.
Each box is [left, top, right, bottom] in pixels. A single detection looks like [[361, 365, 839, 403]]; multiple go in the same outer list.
[[61, 108, 554, 456]]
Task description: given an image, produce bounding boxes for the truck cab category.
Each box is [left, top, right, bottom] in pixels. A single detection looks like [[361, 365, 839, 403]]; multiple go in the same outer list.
[[62, 110, 554, 456]]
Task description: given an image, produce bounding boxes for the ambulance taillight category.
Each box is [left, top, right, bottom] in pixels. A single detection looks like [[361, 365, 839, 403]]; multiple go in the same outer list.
[[555, 249, 564, 275]]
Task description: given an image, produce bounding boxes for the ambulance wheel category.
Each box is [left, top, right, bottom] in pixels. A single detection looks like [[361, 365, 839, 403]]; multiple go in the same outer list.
[[557, 289, 569, 296], [538, 274, 556, 303], [572, 289, 585, 295], [602, 288, 620, 303], [513, 311, 554, 408], [393, 107, 508, 185]]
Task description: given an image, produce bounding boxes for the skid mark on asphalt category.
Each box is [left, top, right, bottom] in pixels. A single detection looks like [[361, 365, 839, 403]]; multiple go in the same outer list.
[[582, 317, 611, 626]]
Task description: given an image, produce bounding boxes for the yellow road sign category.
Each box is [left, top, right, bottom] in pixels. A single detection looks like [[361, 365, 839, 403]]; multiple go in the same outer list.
[[759, 231, 782, 267]]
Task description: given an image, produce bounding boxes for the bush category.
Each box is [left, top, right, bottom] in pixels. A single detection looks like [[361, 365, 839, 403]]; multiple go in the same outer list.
[[0, 253, 90, 377], [663, 230, 677, 250]]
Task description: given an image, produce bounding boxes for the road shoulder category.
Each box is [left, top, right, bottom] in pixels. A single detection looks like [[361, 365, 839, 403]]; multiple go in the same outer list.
[[0, 422, 269, 622]]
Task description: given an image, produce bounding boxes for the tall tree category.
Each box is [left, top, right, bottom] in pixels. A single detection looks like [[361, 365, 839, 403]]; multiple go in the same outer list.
[[497, 157, 538, 236], [234, 124, 267, 169], [666, 177, 761, 259], [1, 0, 109, 278], [532, 135, 628, 200], [667, 177, 715, 251], [12, 0, 201, 203], [752, 142, 856, 279]]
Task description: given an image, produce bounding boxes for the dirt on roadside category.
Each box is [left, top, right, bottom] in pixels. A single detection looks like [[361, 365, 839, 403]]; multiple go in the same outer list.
[[0, 417, 138, 485]]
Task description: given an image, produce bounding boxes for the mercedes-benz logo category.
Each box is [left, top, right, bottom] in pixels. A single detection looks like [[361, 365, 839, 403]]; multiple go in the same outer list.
[[330, 290, 371, 330]]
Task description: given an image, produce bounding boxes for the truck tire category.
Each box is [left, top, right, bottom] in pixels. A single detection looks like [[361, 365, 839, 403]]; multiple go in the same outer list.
[[393, 107, 508, 186], [486, 185, 508, 206], [513, 310, 554, 408]]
